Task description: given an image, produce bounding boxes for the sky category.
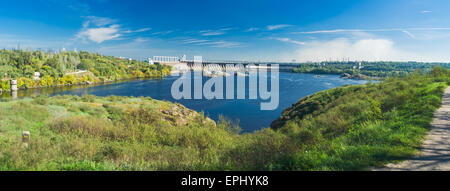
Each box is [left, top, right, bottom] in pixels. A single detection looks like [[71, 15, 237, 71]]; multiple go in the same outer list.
[[1, 0, 450, 62]]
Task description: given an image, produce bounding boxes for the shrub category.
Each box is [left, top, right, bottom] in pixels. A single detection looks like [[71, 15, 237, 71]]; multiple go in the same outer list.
[[32, 96, 49, 105], [0, 80, 10, 91], [81, 95, 96, 102], [103, 104, 124, 121], [49, 115, 120, 140]]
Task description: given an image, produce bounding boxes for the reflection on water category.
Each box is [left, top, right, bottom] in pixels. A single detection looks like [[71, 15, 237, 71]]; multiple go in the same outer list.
[[1, 73, 369, 132], [0, 79, 146, 99]]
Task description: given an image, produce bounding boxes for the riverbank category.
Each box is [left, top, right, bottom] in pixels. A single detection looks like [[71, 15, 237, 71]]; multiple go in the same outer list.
[[340, 73, 381, 80], [291, 61, 450, 80], [0, 76, 167, 98], [0, 49, 171, 93], [0, 74, 170, 94]]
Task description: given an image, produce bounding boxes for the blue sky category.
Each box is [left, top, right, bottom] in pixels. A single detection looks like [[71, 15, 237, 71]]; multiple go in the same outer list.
[[1, 0, 450, 62]]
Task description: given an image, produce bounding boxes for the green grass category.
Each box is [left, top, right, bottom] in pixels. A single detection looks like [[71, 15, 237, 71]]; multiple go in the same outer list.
[[268, 67, 449, 170], [0, 95, 228, 170], [0, 67, 448, 171]]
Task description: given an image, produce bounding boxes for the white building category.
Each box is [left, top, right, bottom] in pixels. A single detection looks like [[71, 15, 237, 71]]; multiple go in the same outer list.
[[148, 57, 154, 65], [10, 79, 18, 91], [153, 56, 179, 63], [33, 72, 40, 80]]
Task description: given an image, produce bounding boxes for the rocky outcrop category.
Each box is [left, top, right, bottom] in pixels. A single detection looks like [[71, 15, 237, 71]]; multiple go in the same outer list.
[[160, 103, 216, 126]]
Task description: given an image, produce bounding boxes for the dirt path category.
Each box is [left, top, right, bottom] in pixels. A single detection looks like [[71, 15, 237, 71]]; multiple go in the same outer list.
[[378, 86, 450, 171]]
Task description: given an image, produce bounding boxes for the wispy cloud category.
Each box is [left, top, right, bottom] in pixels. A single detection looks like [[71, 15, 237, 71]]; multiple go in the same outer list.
[[181, 38, 240, 48], [181, 39, 209, 44], [124, 28, 151, 33], [270, 37, 305, 45], [133, 37, 150, 43], [201, 31, 226, 36], [82, 16, 116, 27], [295, 29, 363, 34], [267, 24, 291, 30], [421, 10, 432, 14], [402, 30, 416, 39], [293, 27, 450, 34], [201, 41, 241, 48], [199, 28, 233, 36], [75, 16, 151, 43], [245, 27, 259, 32], [152, 30, 174, 36], [76, 16, 148, 43], [293, 27, 450, 40]]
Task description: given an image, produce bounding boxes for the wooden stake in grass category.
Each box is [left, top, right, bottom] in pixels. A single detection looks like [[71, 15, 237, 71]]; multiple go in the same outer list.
[[22, 131, 30, 147]]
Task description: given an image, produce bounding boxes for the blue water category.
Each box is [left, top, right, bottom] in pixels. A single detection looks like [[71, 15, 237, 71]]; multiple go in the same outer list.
[[11, 72, 368, 132]]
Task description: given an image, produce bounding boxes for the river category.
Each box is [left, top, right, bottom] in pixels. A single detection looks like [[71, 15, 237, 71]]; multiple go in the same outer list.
[[1, 72, 368, 132]]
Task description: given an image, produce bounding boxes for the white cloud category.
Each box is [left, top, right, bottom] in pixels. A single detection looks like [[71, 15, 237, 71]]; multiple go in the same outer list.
[[402, 30, 416, 39], [245, 27, 259, 32], [294, 27, 450, 34], [270, 37, 305, 45], [76, 16, 123, 43], [181, 38, 240, 48], [295, 29, 363, 34], [181, 39, 209, 44], [211, 41, 241, 48], [201, 31, 226, 36], [292, 38, 414, 62], [199, 28, 233, 36], [135, 28, 151, 32], [133, 37, 150, 43], [124, 28, 151, 33], [82, 16, 116, 27], [76, 16, 151, 43], [197, 40, 240, 48], [77, 24, 121, 43], [421, 10, 432, 14], [267, 24, 291, 30], [152, 30, 174, 35]]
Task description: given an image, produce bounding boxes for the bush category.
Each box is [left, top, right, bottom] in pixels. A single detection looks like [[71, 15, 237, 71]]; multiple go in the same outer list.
[[32, 96, 49, 105], [49, 115, 120, 140], [81, 95, 96, 102], [0, 80, 10, 91], [103, 104, 124, 121]]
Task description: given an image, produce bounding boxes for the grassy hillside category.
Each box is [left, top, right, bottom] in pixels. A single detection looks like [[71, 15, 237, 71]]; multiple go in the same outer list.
[[0, 67, 448, 170], [0, 95, 227, 170], [0, 49, 171, 92], [270, 67, 449, 170]]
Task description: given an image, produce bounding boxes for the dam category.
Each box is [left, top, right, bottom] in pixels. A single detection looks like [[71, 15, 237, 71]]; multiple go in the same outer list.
[[149, 55, 300, 72]]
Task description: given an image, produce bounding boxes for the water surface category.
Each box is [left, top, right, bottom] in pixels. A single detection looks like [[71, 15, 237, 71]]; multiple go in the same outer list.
[[4, 72, 368, 132]]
